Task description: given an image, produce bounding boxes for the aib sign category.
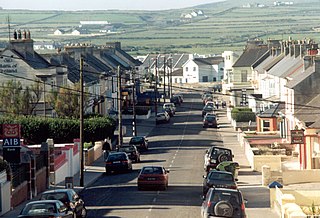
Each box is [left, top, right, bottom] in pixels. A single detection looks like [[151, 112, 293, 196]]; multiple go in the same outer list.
[[2, 124, 21, 163]]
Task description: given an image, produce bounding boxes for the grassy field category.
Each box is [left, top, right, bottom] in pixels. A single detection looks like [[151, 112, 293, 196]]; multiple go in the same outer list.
[[0, 0, 320, 55]]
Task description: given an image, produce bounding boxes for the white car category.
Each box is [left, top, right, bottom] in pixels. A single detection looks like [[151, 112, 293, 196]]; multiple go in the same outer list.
[[163, 103, 176, 114], [205, 101, 215, 108], [156, 112, 170, 124]]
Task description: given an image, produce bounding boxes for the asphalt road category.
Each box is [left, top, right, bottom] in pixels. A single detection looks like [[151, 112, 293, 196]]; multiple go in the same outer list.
[[81, 92, 278, 218]]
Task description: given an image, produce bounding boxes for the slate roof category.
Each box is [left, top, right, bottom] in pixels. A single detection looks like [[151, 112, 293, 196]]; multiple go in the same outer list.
[[295, 94, 320, 128], [193, 56, 224, 66], [141, 54, 189, 70], [82, 53, 112, 75], [50, 53, 98, 84], [171, 68, 183, 77], [286, 65, 315, 89], [10, 49, 52, 69], [258, 102, 285, 118], [114, 48, 142, 66], [267, 55, 301, 77], [233, 45, 269, 67]]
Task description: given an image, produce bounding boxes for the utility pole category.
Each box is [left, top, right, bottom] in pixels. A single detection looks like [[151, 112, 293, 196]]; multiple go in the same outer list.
[[79, 56, 84, 187], [154, 58, 158, 123], [117, 66, 123, 148], [163, 55, 166, 103], [170, 56, 173, 99], [132, 67, 137, 136]]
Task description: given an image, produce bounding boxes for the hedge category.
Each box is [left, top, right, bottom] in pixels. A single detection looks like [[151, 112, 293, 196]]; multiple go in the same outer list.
[[231, 107, 256, 122], [0, 116, 116, 144]]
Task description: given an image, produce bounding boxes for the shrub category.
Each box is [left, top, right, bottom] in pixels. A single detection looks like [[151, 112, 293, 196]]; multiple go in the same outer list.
[[0, 116, 116, 144], [231, 107, 256, 122]]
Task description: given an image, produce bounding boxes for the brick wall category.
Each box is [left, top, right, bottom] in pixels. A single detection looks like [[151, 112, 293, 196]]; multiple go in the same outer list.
[[11, 181, 28, 208], [35, 168, 47, 194]]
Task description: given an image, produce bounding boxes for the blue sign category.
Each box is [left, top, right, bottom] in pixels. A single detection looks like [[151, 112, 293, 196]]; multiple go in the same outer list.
[[3, 137, 21, 147]]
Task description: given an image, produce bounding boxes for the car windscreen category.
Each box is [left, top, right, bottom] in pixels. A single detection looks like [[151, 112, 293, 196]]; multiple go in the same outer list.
[[205, 116, 216, 121], [41, 193, 69, 203]]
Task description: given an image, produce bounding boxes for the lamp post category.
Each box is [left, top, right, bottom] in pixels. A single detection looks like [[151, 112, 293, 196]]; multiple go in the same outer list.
[[132, 67, 137, 136], [163, 55, 166, 103], [154, 57, 158, 124]]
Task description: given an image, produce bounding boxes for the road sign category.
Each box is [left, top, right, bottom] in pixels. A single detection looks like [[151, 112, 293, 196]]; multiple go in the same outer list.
[[291, 130, 304, 144]]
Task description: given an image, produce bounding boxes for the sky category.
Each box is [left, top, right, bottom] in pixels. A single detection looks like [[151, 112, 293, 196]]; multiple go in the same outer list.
[[0, 0, 222, 11]]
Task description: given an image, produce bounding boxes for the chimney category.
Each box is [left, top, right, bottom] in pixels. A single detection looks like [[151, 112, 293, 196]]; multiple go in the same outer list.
[[315, 56, 320, 73], [303, 56, 313, 70], [9, 30, 34, 58], [294, 44, 300, 58], [289, 43, 294, 56], [308, 43, 318, 56], [105, 42, 121, 49]]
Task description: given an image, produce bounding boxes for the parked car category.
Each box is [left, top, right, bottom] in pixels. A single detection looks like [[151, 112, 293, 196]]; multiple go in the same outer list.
[[18, 200, 73, 218], [170, 95, 181, 105], [201, 188, 246, 218], [202, 105, 214, 117], [204, 146, 233, 173], [129, 136, 149, 151], [40, 188, 86, 218], [163, 103, 176, 114], [202, 170, 238, 196], [205, 101, 215, 108], [174, 94, 183, 103], [105, 152, 133, 174], [137, 166, 169, 190], [203, 113, 218, 128], [163, 107, 174, 117], [118, 145, 141, 163], [216, 161, 240, 180], [156, 112, 170, 124]]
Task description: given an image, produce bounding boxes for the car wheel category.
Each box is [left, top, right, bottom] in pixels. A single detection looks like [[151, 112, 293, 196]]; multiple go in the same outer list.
[[214, 201, 233, 217], [218, 154, 229, 163]]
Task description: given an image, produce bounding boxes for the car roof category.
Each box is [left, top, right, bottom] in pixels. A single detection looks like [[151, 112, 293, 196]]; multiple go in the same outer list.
[[210, 146, 232, 151], [41, 189, 72, 194], [208, 169, 233, 176], [209, 187, 241, 193], [109, 151, 127, 155], [141, 165, 164, 169]]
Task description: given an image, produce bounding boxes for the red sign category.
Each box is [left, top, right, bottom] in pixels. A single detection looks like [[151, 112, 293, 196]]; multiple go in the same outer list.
[[2, 124, 21, 138], [291, 130, 304, 144]]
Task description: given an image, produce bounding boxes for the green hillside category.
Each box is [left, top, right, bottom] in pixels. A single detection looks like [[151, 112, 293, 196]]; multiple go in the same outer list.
[[0, 0, 320, 55]]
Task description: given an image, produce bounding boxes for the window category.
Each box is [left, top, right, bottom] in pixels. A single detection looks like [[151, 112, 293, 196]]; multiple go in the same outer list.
[[203, 76, 208, 82], [175, 78, 178, 83], [241, 70, 247, 82], [186, 67, 188, 72], [263, 120, 270, 132], [179, 78, 182, 83], [193, 67, 196, 71], [213, 77, 216, 82], [185, 78, 188, 83]]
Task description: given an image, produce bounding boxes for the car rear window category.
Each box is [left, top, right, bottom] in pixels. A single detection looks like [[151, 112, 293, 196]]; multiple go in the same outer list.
[[41, 192, 69, 203], [107, 153, 126, 161], [211, 191, 240, 204], [22, 203, 57, 215], [210, 148, 231, 158], [209, 172, 233, 181], [119, 147, 135, 152], [130, 137, 143, 143], [142, 167, 163, 174]]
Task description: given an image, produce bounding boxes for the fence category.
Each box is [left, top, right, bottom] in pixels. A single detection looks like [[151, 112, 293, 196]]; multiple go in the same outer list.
[[11, 164, 27, 189], [35, 154, 46, 171]]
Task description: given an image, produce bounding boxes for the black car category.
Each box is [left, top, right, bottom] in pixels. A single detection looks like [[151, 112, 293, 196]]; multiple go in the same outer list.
[[18, 200, 73, 218], [202, 105, 214, 117], [105, 152, 133, 174], [201, 188, 246, 218], [118, 145, 141, 163], [204, 146, 233, 173], [170, 96, 181, 105], [40, 188, 86, 218], [202, 170, 237, 196], [129, 136, 148, 151], [203, 113, 218, 128]]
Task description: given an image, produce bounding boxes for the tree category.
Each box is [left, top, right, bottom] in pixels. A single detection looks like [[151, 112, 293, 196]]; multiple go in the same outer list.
[[48, 83, 88, 118], [0, 80, 42, 115]]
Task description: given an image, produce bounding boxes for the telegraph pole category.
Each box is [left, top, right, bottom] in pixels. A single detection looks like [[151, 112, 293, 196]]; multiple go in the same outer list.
[[154, 58, 158, 123], [79, 56, 84, 187], [132, 67, 137, 136], [163, 55, 166, 103], [117, 66, 123, 148]]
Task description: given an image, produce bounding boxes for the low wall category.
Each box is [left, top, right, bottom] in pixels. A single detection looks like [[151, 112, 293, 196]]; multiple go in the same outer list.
[[254, 155, 282, 172], [85, 147, 95, 165], [0, 181, 11, 216], [94, 141, 103, 161], [35, 168, 47, 194], [282, 169, 320, 185], [11, 181, 28, 208]]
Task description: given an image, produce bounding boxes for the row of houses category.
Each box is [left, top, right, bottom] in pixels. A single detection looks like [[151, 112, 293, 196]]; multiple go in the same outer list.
[[224, 38, 320, 170]]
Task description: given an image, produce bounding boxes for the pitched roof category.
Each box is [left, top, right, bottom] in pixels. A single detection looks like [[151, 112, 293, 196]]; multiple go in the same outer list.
[[171, 68, 183, 76], [267, 55, 301, 77], [10, 49, 52, 69], [286, 65, 315, 89], [295, 94, 320, 128], [233, 45, 269, 67], [258, 102, 285, 118]]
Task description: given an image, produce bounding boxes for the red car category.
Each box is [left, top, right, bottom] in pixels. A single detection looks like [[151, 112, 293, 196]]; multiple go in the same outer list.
[[137, 166, 169, 190]]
